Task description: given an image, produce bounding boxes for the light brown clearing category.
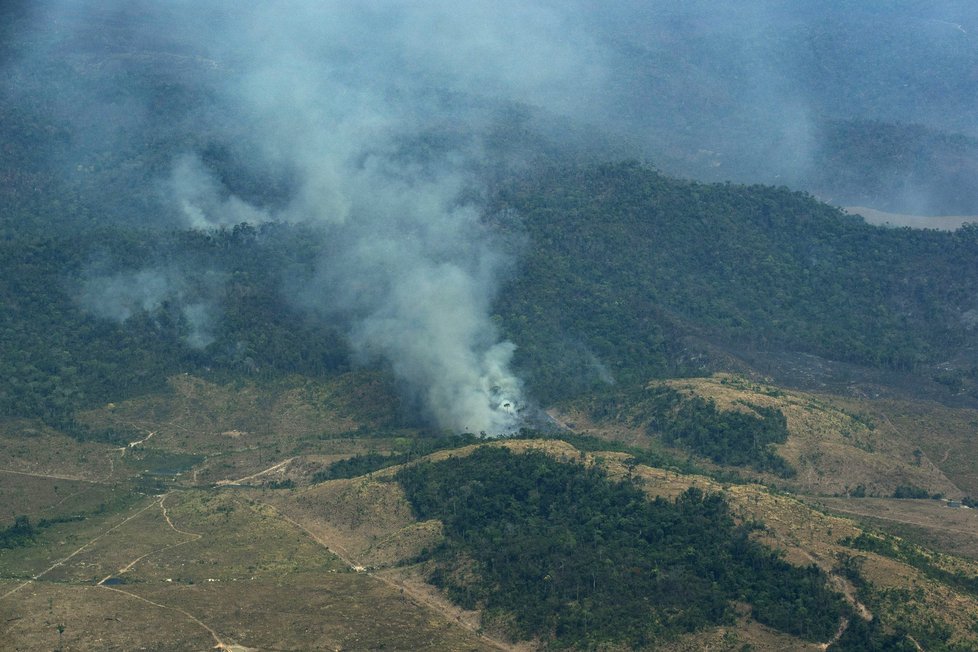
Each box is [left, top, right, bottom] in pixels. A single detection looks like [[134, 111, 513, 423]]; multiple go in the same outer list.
[[845, 206, 978, 230]]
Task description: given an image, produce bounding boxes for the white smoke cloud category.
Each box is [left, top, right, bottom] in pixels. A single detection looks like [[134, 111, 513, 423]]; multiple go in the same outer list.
[[24, 1, 978, 431], [166, 2, 616, 434], [167, 153, 271, 230], [160, 2, 580, 433], [78, 268, 217, 349], [10, 0, 599, 433], [80, 269, 174, 323]]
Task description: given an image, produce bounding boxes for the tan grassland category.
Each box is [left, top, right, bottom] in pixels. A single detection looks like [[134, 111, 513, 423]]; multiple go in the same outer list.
[[3, 372, 978, 649]]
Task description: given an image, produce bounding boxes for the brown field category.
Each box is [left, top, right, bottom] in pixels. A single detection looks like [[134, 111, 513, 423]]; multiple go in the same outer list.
[[0, 422, 128, 484], [558, 374, 970, 498], [5, 372, 978, 649], [811, 496, 978, 559], [0, 487, 497, 651], [838, 397, 978, 496], [0, 373, 504, 651]]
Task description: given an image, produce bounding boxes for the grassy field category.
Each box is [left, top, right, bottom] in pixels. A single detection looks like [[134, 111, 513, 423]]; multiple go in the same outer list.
[[0, 373, 502, 650], [0, 487, 497, 651], [4, 372, 978, 649], [812, 496, 978, 559]]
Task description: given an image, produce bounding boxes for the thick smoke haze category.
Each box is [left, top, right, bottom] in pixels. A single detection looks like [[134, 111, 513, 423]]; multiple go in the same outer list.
[[78, 267, 220, 350], [12, 0, 597, 433], [4, 1, 978, 431], [169, 153, 271, 230], [169, 1, 575, 432]]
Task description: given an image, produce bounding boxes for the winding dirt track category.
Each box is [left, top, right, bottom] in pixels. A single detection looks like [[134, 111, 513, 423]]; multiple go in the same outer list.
[[96, 493, 201, 584], [91, 493, 255, 650], [0, 492, 249, 651], [248, 497, 517, 652]]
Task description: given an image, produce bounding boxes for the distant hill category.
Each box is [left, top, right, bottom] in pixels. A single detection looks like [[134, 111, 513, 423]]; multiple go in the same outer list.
[[811, 120, 978, 216]]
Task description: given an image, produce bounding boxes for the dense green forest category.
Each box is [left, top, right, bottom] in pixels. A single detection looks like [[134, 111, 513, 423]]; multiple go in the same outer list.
[[0, 223, 349, 424], [397, 446, 848, 648], [4, 5, 978, 424], [495, 162, 978, 403], [7, 161, 978, 425]]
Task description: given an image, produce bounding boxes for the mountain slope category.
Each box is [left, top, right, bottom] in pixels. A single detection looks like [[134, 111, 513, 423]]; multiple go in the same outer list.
[[495, 162, 978, 404]]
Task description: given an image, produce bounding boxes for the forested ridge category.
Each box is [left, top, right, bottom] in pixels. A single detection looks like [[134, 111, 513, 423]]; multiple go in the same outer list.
[[0, 223, 349, 425], [397, 446, 848, 648], [495, 162, 978, 403], [6, 162, 978, 423]]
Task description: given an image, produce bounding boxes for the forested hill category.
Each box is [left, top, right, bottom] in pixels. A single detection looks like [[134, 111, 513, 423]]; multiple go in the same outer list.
[[494, 162, 978, 404], [5, 161, 978, 423], [0, 224, 351, 424], [811, 119, 978, 215]]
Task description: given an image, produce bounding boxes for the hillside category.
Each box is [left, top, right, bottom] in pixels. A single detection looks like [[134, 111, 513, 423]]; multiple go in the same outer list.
[[5, 159, 978, 649], [8, 163, 978, 428], [811, 120, 978, 215], [495, 162, 978, 404], [4, 377, 978, 650]]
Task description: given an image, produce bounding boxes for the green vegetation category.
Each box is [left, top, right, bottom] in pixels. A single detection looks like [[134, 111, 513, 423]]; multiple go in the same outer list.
[[4, 6, 978, 649], [585, 385, 793, 475], [0, 224, 349, 425], [513, 428, 701, 476], [831, 552, 972, 651], [892, 484, 936, 499], [398, 446, 847, 648], [312, 452, 409, 482], [0, 514, 87, 549], [311, 433, 480, 482], [0, 515, 36, 549], [8, 161, 978, 428], [843, 531, 978, 600], [495, 162, 978, 403], [651, 390, 793, 475]]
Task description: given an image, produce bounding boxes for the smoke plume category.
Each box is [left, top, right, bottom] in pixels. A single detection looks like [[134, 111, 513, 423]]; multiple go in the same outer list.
[[176, 2, 584, 433], [7, 1, 978, 432], [78, 267, 218, 349], [45, 0, 587, 433]]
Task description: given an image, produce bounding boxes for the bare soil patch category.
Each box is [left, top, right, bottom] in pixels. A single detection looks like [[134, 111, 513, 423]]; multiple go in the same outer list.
[[845, 206, 978, 231]]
